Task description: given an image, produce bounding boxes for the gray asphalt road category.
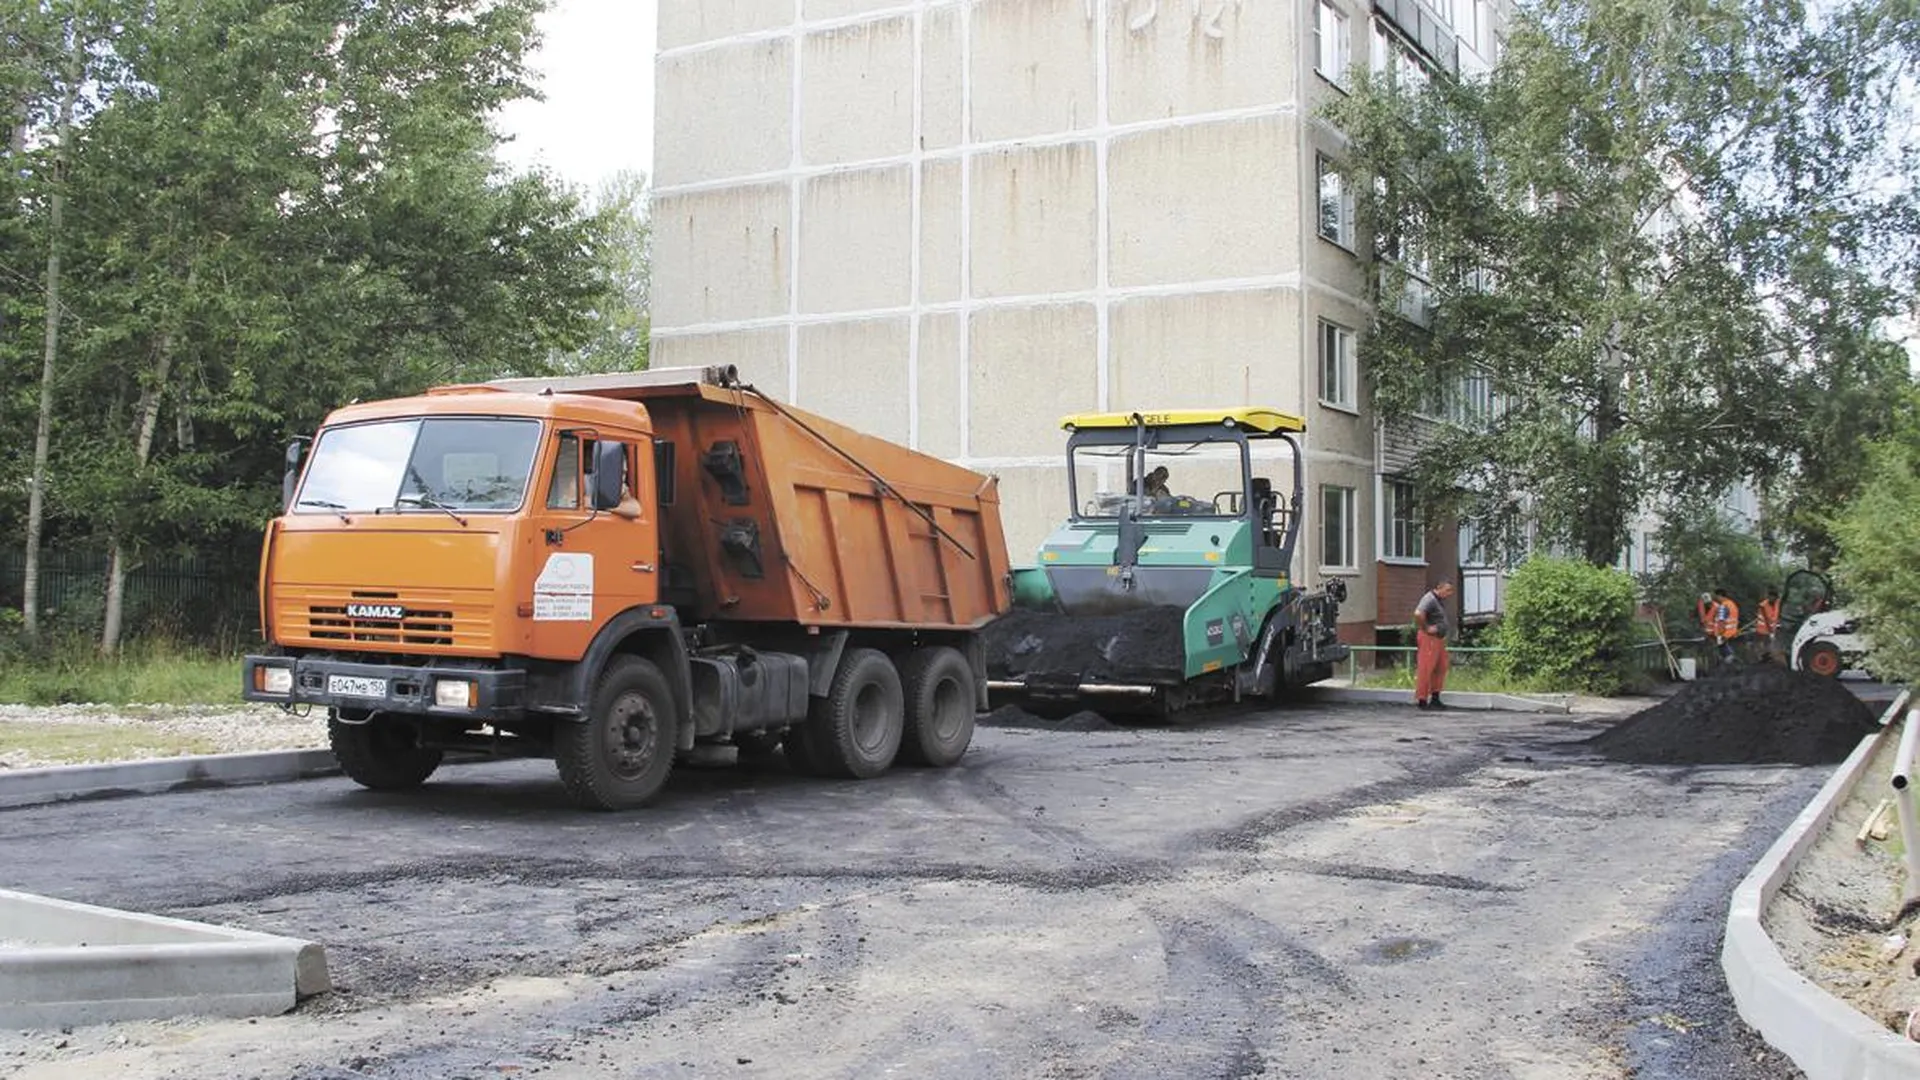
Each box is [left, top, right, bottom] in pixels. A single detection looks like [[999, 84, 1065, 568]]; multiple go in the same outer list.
[[0, 698, 1813, 1079]]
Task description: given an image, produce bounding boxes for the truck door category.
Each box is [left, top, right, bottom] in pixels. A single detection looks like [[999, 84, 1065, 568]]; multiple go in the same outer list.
[[525, 431, 659, 657]]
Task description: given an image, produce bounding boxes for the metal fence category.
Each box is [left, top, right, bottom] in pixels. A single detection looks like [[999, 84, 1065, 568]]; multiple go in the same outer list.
[[1341, 639, 1691, 685], [0, 550, 258, 645]]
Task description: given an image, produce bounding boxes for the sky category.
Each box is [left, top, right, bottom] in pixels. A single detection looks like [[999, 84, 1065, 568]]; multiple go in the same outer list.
[[493, 1, 659, 193]]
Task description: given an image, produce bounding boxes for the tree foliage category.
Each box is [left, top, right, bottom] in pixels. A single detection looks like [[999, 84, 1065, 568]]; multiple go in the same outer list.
[[1327, 0, 1920, 568], [1637, 509, 1781, 637], [0, 0, 616, 645], [1830, 389, 1920, 683], [1495, 556, 1640, 693], [567, 167, 652, 374]]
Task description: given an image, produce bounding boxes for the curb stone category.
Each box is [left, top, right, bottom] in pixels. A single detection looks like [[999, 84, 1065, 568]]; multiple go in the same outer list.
[[1722, 692, 1920, 1079], [0, 749, 339, 810], [0, 888, 329, 1027]]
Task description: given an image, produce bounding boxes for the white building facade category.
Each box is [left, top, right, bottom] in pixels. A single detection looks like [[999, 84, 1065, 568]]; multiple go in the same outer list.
[[651, 0, 1503, 639]]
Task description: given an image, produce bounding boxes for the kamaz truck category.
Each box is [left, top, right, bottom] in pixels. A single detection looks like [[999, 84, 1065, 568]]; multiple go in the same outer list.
[[982, 407, 1349, 720], [243, 366, 1012, 809]]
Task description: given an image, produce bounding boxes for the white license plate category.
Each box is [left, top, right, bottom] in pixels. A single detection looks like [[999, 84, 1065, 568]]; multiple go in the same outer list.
[[327, 675, 388, 699]]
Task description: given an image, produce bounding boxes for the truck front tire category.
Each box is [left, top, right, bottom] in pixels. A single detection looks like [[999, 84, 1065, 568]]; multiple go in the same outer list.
[[556, 655, 677, 810], [329, 711, 443, 791], [898, 646, 974, 767], [794, 647, 903, 779]]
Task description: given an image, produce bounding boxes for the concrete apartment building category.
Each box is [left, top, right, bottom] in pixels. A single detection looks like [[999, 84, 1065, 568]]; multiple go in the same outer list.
[[650, 0, 1503, 641]]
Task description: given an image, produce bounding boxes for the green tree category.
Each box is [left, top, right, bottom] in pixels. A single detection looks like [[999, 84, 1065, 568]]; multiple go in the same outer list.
[[1, 0, 616, 649], [1638, 510, 1780, 637], [1830, 389, 1920, 683], [1326, 0, 1919, 568], [566, 168, 652, 374]]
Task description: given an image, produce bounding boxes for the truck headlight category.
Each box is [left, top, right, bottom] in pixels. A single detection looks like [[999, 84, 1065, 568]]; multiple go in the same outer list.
[[434, 680, 476, 709], [256, 665, 294, 695]]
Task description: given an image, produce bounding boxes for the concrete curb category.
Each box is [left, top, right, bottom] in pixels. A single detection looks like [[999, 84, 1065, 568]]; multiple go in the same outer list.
[[0, 749, 339, 810], [1722, 693, 1920, 1079], [0, 888, 329, 1028], [1312, 685, 1572, 713]]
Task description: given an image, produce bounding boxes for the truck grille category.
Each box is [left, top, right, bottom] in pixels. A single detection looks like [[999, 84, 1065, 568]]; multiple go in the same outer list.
[[276, 588, 495, 653]]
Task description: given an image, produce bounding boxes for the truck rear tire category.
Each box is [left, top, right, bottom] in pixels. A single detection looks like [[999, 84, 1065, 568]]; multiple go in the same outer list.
[[329, 711, 442, 791], [795, 647, 903, 779], [898, 646, 975, 767], [555, 655, 677, 810]]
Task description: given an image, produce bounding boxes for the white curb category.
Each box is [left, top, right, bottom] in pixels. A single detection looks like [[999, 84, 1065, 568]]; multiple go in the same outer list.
[[1311, 685, 1572, 713], [0, 889, 329, 1027], [1722, 693, 1920, 1079], [0, 749, 339, 810]]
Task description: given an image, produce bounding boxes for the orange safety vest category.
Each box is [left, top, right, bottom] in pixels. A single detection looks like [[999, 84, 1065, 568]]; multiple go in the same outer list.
[[1711, 598, 1740, 642], [1756, 597, 1781, 636]]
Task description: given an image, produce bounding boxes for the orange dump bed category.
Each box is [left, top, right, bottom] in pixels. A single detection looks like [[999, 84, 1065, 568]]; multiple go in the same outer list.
[[610, 381, 1010, 632]]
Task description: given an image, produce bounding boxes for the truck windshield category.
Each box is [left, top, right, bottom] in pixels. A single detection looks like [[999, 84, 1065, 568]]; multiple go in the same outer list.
[[295, 418, 542, 514], [1070, 440, 1249, 519]]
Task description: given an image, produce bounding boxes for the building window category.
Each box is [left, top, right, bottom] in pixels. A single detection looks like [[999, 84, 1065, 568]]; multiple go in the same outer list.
[[1317, 156, 1354, 249], [1384, 478, 1424, 561], [1315, 1, 1351, 86], [1321, 484, 1356, 569], [1319, 320, 1356, 409]]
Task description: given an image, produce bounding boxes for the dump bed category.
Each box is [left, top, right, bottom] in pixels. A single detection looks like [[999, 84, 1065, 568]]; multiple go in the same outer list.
[[501, 368, 1012, 631]]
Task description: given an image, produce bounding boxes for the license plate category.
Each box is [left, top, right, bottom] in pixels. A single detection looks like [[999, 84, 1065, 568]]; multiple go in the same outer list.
[[327, 675, 388, 699]]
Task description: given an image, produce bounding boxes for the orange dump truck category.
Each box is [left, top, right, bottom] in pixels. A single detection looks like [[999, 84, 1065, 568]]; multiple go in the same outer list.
[[243, 365, 1012, 809]]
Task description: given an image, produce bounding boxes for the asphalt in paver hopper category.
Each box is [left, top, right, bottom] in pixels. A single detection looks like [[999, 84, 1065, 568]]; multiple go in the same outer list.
[[983, 408, 1349, 721]]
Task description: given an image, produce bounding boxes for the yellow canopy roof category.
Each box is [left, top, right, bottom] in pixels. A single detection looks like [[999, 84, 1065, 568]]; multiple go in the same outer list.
[[1060, 407, 1306, 434]]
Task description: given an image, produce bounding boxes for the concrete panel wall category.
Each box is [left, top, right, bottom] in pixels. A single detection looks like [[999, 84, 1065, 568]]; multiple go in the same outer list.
[[660, 0, 792, 51], [1108, 116, 1298, 287], [1106, 0, 1292, 122], [917, 312, 963, 458], [920, 159, 963, 303], [802, 18, 915, 165], [798, 318, 912, 443], [655, 41, 792, 186], [651, 0, 1428, 598], [1109, 289, 1296, 414], [799, 167, 913, 313], [921, 6, 964, 150], [971, 143, 1098, 298], [969, 304, 1097, 456], [970, 0, 1097, 141], [652, 185, 792, 325]]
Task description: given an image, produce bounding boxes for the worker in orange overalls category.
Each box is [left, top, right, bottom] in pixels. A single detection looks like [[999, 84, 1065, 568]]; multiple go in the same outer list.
[[1702, 586, 1741, 663], [1414, 581, 1455, 709], [1754, 588, 1782, 662]]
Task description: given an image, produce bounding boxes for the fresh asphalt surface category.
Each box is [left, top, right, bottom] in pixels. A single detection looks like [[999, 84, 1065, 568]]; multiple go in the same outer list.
[[0, 694, 1823, 1080]]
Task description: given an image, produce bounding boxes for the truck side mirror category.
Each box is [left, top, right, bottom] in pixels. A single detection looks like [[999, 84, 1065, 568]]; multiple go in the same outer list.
[[591, 442, 627, 511], [281, 440, 304, 512]]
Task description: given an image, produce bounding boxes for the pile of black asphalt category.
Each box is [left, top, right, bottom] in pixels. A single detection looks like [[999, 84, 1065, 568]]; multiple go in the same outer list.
[[1587, 664, 1880, 766]]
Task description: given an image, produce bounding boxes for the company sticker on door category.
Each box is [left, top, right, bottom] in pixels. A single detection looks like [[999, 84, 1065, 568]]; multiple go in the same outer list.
[[534, 553, 594, 621]]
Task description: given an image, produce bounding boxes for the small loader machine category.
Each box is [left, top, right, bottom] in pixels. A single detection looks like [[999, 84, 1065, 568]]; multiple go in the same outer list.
[[983, 408, 1349, 720]]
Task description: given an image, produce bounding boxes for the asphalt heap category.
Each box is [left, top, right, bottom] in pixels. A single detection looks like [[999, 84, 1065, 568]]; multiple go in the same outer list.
[[980, 607, 1189, 684], [1588, 665, 1880, 766]]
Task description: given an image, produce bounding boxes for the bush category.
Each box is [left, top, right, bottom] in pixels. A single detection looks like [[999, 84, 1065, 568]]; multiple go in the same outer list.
[[1495, 556, 1640, 694], [1831, 392, 1920, 683]]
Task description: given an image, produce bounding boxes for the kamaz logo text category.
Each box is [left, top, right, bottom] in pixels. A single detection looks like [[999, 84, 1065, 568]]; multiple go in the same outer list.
[[346, 603, 406, 620]]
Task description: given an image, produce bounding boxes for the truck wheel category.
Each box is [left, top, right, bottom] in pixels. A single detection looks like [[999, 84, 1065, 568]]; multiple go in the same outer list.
[[797, 647, 903, 779], [898, 646, 975, 767], [328, 711, 442, 791], [1800, 642, 1843, 678], [555, 656, 677, 810]]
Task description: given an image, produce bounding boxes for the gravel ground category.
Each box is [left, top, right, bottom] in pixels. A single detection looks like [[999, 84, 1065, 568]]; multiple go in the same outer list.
[[0, 704, 327, 769]]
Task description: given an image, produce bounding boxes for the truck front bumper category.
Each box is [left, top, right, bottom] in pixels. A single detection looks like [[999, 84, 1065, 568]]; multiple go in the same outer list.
[[242, 655, 528, 722]]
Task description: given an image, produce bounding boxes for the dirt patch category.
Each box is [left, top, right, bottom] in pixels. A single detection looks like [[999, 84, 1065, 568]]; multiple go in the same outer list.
[[981, 607, 1189, 684], [1585, 666, 1878, 766]]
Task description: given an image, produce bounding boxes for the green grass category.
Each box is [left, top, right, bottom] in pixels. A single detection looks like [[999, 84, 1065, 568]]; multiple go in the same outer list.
[[1352, 661, 1568, 696], [0, 642, 242, 706], [0, 721, 220, 763]]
